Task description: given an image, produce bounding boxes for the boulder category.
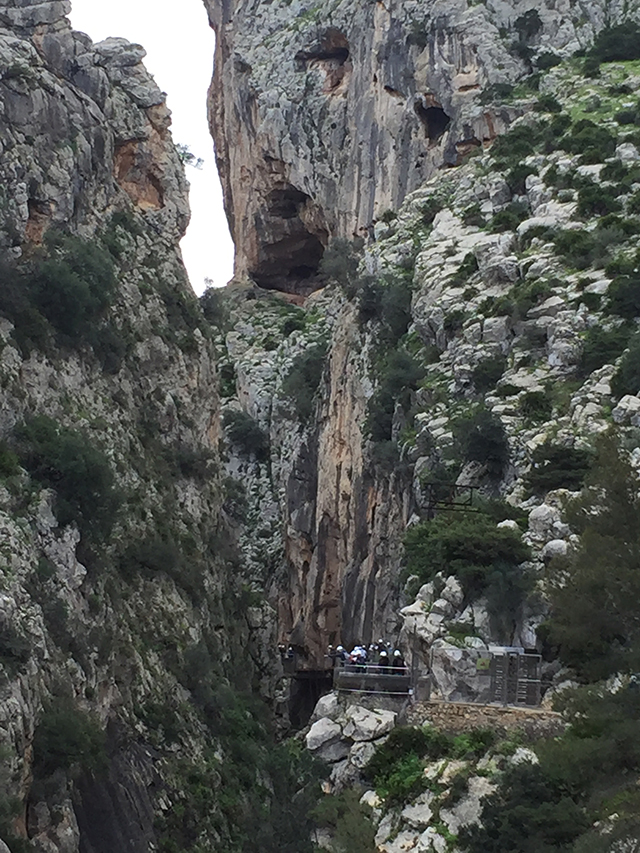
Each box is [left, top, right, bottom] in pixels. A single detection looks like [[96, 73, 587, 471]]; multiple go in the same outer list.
[[306, 717, 342, 751], [380, 829, 420, 853], [430, 641, 492, 703], [416, 827, 447, 852], [541, 538, 568, 560], [440, 776, 496, 834], [616, 142, 640, 162], [441, 576, 464, 609], [349, 740, 377, 769], [343, 706, 396, 742], [311, 692, 340, 722], [612, 394, 640, 424], [401, 792, 435, 828], [528, 503, 562, 542], [509, 747, 539, 766]]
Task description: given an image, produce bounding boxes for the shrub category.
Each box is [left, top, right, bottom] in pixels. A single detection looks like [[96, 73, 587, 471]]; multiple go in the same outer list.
[[311, 789, 376, 853], [611, 331, 640, 397], [281, 310, 307, 337], [33, 701, 106, 778], [0, 440, 19, 477], [577, 183, 621, 217], [579, 325, 630, 376], [506, 163, 535, 195], [588, 21, 640, 64], [459, 762, 589, 853], [490, 124, 541, 168], [320, 237, 362, 290], [366, 350, 425, 442], [534, 94, 562, 113], [223, 410, 270, 461], [31, 233, 116, 342], [449, 252, 479, 288], [16, 416, 119, 538], [514, 9, 542, 42], [523, 443, 592, 494], [490, 202, 529, 233], [365, 726, 497, 807], [607, 275, 640, 318], [200, 286, 229, 328], [520, 389, 552, 421], [536, 51, 562, 70], [403, 512, 530, 598], [553, 229, 596, 269], [562, 120, 616, 162], [479, 82, 514, 105], [472, 355, 506, 393], [455, 408, 510, 478], [282, 342, 327, 422]]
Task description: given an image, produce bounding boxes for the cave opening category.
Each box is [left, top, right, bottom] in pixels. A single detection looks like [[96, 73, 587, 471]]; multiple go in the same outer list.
[[295, 27, 350, 70], [414, 99, 451, 142]]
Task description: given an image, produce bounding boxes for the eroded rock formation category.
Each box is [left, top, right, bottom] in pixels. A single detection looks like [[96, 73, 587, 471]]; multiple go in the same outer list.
[[205, 0, 615, 295]]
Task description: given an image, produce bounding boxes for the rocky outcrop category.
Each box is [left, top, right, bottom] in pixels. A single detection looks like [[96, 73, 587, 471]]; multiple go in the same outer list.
[[0, 4, 282, 852], [205, 0, 619, 294]]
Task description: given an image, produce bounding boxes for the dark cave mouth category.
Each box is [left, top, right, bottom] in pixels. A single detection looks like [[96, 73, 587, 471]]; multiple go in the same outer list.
[[414, 99, 451, 142]]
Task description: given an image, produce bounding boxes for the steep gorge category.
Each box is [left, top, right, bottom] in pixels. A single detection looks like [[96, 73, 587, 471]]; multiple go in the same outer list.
[[3, 0, 640, 851]]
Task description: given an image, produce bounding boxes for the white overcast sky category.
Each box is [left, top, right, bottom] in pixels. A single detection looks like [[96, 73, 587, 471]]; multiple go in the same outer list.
[[69, 0, 235, 294]]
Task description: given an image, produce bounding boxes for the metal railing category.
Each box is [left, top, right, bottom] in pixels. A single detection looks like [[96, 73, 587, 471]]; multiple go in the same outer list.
[[333, 662, 412, 695]]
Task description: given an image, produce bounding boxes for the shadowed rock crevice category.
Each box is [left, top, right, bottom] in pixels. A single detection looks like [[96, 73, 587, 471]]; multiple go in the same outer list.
[[414, 96, 451, 142], [251, 185, 327, 294], [295, 28, 351, 92]]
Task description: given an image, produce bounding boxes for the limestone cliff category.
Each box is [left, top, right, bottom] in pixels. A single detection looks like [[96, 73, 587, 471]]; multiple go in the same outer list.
[[205, 0, 616, 294], [0, 4, 288, 852], [209, 0, 640, 678]]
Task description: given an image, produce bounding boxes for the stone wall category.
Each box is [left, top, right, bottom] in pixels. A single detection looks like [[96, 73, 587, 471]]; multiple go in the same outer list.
[[406, 700, 566, 739]]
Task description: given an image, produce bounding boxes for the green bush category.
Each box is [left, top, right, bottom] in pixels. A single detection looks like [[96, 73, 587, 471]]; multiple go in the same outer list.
[[520, 389, 553, 421], [365, 726, 496, 807], [459, 762, 589, 853], [403, 512, 530, 598], [16, 415, 119, 538], [536, 52, 562, 70], [506, 163, 536, 195], [312, 789, 376, 853], [223, 410, 270, 461], [200, 286, 229, 328], [33, 701, 106, 778], [449, 252, 479, 287], [611, 331, 640, 397], [607, 275, 640, 318], [31, 232, 116, 342], [490, 202, 529, 233], [524, 443, 592, 494], [366, 350, 425, 442], [282, 342, 327, 422], [534, 94, 562, 113], [490, 124, 541, 169], [561, 120, 616, 163], [576, 182, 621, 217], [0, 440, 19, 477], [579, 325, 630, 376], [471, 355, 506, 393], [479, 82, 514, 105], [319, 237, 362, 290], [587, 22, 640, 64], [455, 408, 510, 478]]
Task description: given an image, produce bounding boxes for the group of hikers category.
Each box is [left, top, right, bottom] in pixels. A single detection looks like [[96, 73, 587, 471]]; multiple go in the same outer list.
[[327, 640, 407, 674]]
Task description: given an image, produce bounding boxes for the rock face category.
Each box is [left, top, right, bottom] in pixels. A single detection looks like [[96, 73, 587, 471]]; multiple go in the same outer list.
[[205, 0, 614, 294], [0, 4, 280, 852]]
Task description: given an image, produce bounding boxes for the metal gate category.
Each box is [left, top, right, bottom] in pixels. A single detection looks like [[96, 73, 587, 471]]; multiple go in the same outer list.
[[490, 651, 541, 706]]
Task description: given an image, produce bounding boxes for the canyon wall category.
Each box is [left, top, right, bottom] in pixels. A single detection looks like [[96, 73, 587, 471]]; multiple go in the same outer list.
[[205, 0, 617, 293]]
